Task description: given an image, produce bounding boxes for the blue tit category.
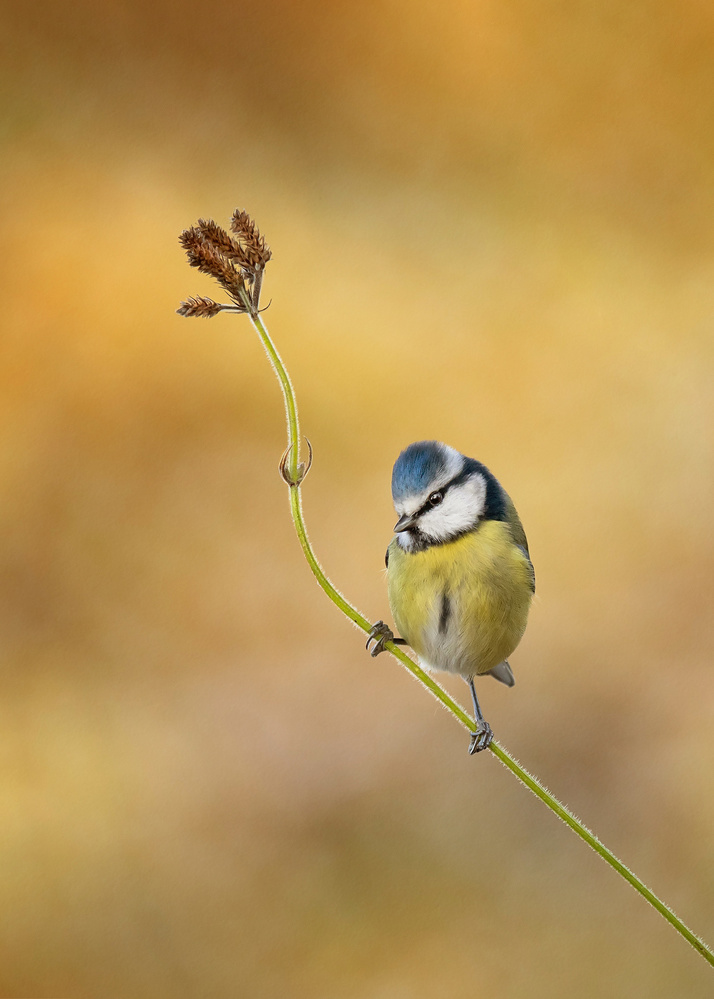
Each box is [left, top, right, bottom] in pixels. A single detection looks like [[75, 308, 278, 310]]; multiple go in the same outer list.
[[367, 440, 535, 754]]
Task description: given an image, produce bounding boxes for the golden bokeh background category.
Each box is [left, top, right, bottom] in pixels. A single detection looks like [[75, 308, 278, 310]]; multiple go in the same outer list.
[[2, 1, 714, 995]]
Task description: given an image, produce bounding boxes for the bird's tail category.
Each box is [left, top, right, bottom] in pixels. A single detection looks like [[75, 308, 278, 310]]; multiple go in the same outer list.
[[488, 660, 515, 687]]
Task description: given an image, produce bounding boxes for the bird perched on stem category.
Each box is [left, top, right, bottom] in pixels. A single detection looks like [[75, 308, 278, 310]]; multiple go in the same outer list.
[[368, 441, 534, 754]]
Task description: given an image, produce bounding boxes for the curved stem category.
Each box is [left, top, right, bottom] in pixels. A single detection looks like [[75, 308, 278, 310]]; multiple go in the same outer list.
[[250, 310, 300, 482], [247, 311, 714, 970]]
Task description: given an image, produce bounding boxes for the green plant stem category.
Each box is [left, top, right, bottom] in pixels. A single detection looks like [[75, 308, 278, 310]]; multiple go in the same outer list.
[[250, 306, 300, 483], [248, 310, 714, 970]]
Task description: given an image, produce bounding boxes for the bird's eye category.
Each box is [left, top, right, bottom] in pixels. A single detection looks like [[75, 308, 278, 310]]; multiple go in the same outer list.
[[428, 491, 443, 506]]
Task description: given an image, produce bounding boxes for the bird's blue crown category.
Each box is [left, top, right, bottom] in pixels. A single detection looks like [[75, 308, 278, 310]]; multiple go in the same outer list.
[[391, 441, 456, 502]]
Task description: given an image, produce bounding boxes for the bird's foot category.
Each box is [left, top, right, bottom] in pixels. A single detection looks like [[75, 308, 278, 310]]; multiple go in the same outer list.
[[468, 721, 493, 755], [366, 620, 394, 657]]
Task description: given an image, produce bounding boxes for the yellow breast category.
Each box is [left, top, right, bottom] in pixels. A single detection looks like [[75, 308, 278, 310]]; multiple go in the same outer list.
[[387, 521, 533, 678]]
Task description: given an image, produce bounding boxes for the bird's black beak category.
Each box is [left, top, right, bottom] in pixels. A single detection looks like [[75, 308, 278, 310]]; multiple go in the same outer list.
[[394, 513, 417, 533]]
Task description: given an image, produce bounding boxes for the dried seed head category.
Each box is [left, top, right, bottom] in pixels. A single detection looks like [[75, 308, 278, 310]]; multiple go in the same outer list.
[[179, 209, 270, 315], [230, 209, 257, 239], [230, 208, 272, 268], [179, 226, 246, 300], [176, 296, 228, 319], [194, 218, 254, 268]]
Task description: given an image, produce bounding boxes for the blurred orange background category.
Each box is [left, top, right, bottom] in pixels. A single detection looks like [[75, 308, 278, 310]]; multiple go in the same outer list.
[[1, 1, 714, 995]]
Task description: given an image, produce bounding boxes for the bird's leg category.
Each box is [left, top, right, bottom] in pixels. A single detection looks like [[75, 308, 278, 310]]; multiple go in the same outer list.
[[366, 621, 407, 657], [467, 677, 493, 754]]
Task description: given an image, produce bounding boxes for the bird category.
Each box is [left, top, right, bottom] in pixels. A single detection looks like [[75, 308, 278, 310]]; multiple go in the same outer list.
[[367, 440, 534, 754]]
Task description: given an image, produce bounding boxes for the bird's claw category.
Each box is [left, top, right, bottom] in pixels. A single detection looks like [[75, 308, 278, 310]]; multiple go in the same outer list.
[[468, 721, 493, 755], [366, 620, 394, 657]]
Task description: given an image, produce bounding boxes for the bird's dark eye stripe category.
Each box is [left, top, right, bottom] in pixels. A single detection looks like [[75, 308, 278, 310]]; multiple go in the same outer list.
[[416, 486, 449, 517], [413, 463, 506, 523], [415, 467, 473, 518]]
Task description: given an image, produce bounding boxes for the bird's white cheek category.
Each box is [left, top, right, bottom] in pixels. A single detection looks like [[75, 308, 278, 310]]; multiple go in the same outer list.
[[418, 476, 487, 542], [419, 501, 472, 540]]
